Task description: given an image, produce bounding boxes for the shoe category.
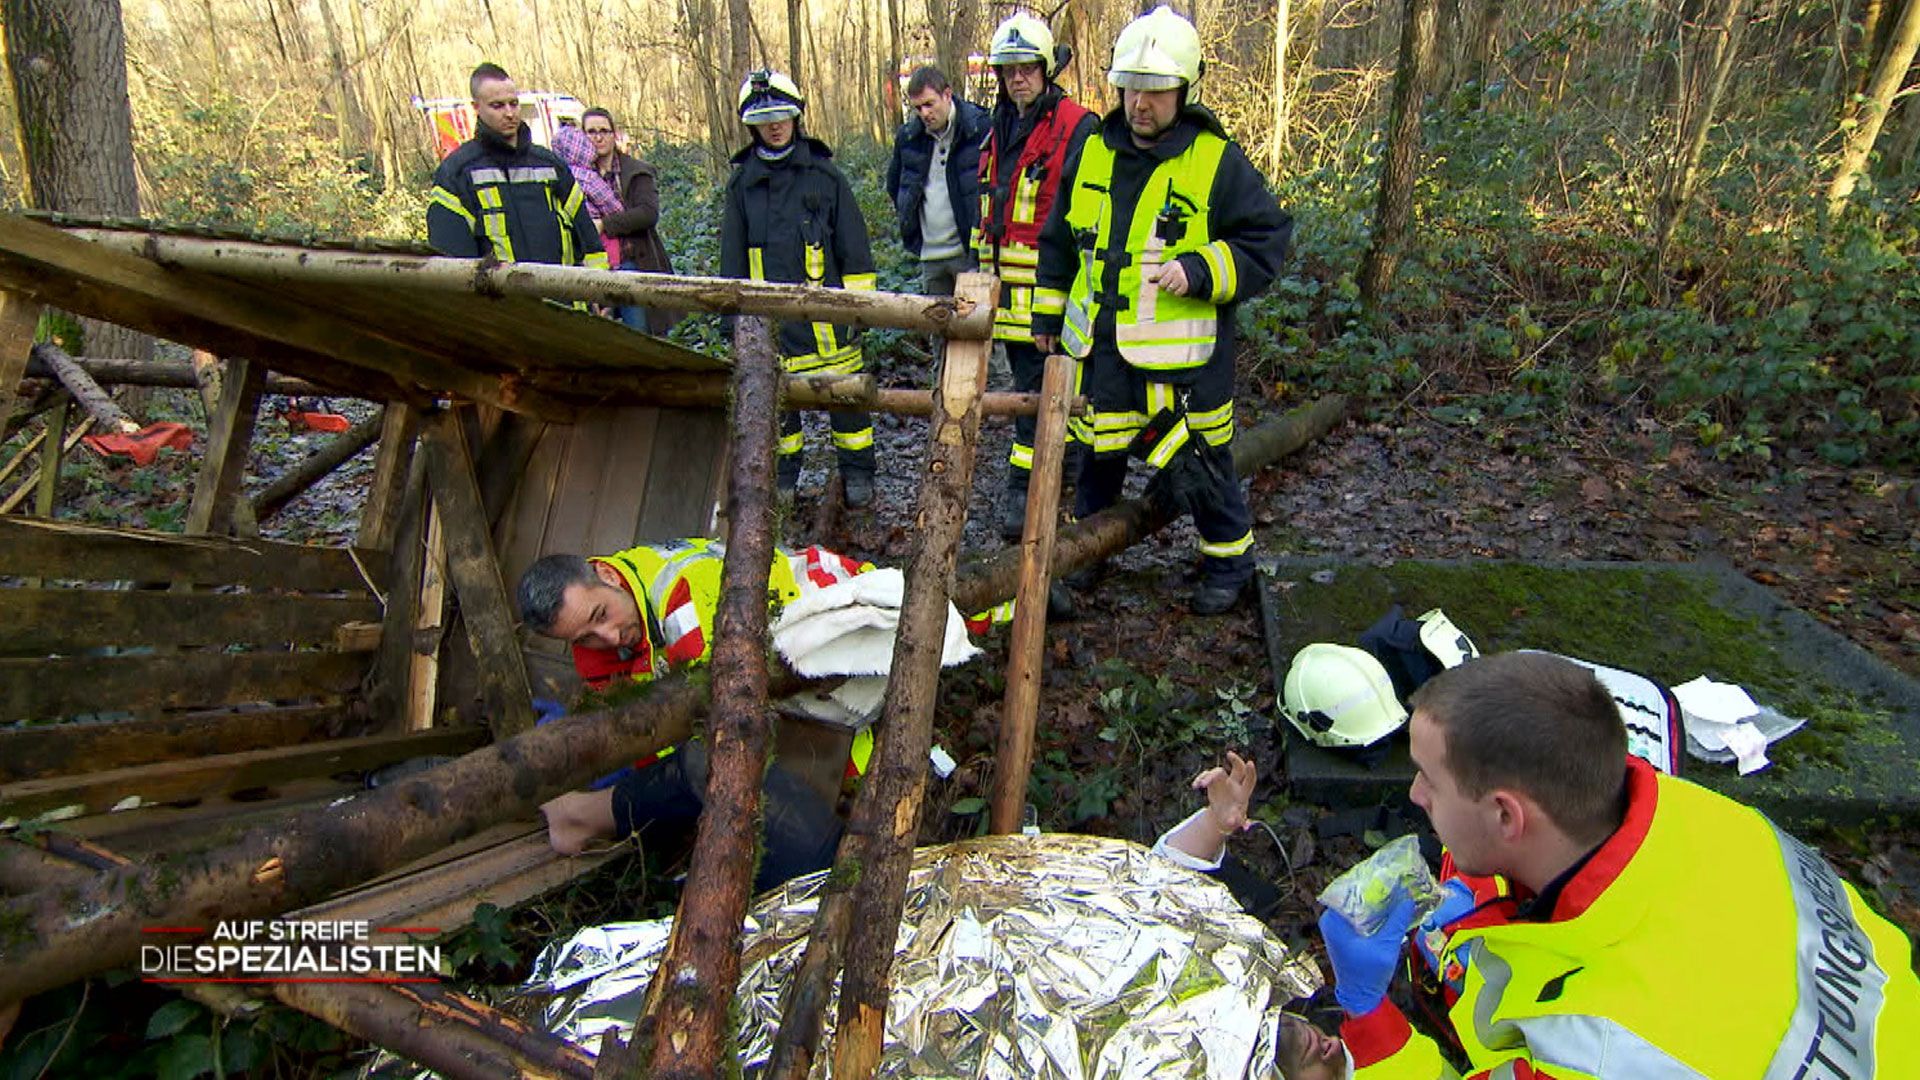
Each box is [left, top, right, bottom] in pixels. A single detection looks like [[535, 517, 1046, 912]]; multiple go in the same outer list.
[[1046, 581, 1077, 621], [1189, 578, 1247, 616], [843, 470, 874, 509], [999, 486, 1028, 540]]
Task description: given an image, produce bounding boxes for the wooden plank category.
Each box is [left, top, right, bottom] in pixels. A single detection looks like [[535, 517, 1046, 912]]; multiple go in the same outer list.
[[186, 356, 265, 535], [0, 290, 41, 424], [585, 406, 659, 556], [474, 409, 546, 529], [635, 409, 728, 540], [0, 217, 576, 422], [61, 775, 360, 855], [358, 403, 417, 552], [495, 416, 567, 587], [0, 727, 488, 819], [32, 398, 69, 518], [419, 410, 535, 738], [408, 501, 447, 732], [0, 590, 381, 655], [0, 650, 369, 723], [0, 703, 348, 783], [538, 410, 604, 559], [369, 455, 429, 729], [0, 517, 379, 593]]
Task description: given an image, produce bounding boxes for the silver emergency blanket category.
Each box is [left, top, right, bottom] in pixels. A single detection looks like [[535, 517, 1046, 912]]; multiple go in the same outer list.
[[521, 833, 1323, 1079]]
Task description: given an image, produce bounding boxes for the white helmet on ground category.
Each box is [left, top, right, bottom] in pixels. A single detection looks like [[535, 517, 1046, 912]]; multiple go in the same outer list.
[[989, 12, 1059, 75], [737, 69, 805, 124], [1108, 4, 1202, 91], [1281, 644, 1408, 750]]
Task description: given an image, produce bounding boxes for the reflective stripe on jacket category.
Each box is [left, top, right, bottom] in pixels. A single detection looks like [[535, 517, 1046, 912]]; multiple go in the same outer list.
[[1348, 758, 1920, 1079], [972, 92, 1093, 343], [1059, 130, 1228, 372]]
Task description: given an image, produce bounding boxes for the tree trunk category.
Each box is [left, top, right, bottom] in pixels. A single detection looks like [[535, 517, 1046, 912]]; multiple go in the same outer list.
[[1828, 0, 1920, 212], [1467, 0, 1506, 108], [788, 0, 806, 83], [1651, 0, 1750, 254], [728, 0, 753, 76], [313, 0, 367, 154], [31, 342, 138, 434], [1270, 0, 1292, 176], [1359, 0, 1440, 306], [1, 0, 149, 366]]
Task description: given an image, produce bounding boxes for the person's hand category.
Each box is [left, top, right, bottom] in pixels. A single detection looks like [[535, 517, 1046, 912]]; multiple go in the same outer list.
[[1152, 260, 1189, 297], [1194, 750, 1256, 837], [1414, 878, 1476, 971], [1318, 890, 1417, 1016], [1034, 333, 1059, 355]]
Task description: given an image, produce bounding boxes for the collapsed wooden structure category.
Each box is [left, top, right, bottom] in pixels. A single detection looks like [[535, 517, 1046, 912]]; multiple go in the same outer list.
[[0, 211, 1344, 1077]]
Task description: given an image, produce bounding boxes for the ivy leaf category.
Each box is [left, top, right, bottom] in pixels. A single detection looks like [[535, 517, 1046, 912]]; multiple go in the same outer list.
[[146, 1000, 202, 1040], [949, 797, 987, 815], [155, 1034, 214, 1080]]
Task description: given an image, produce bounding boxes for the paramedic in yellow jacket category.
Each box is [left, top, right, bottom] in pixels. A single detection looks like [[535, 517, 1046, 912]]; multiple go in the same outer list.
[[516, 540, 874, 890], [1318, 651, 1920, 1078]]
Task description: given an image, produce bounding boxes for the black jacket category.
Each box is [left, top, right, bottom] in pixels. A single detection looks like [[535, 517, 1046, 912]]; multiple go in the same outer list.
[[885, 98, 990, 257], [720, 137, 876, 361], [427, 122, 604, 267]]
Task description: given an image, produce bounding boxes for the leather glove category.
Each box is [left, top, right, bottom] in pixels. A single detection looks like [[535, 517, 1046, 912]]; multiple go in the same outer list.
[[1414, 879, 1477, 973], [1318, 890, 1418, 1016]]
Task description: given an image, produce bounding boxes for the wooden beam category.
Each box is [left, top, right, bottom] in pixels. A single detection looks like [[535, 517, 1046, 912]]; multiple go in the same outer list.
[[534, 369, 1084, 418], [186, 356, 265, 536], [32, 398, 70, 518], [0, 516, 381, 593], [187, 351, 259, 538], [0, 590, 380, 655], [0, 650, 368, 724], [31, 342, 140, 434], [409, 502, 447, 732], [0, 727, 488, 820], [358, 404, 417, 552], [0, 216, 575, 422], [0, 704, 347, 783], [0, 290, 41, 424], [988, 353, 1074, 835], [61, 230, 995, 340], [252, 407, 386, 522], [418, 410, 534, 739], [369, 454, 429, 729]]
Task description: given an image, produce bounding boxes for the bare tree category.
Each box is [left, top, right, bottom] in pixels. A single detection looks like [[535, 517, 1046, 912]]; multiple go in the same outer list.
[[1359, 0, 1440, 305], [1651, 0, 1750, 254], [1829, 0, 1920, 212], [3, 0, 150, 365], [1270, 0, 1292, 176]]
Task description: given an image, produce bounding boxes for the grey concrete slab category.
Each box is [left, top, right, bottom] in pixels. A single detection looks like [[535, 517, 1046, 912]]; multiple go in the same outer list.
[[1259, 557, 1920, 829]]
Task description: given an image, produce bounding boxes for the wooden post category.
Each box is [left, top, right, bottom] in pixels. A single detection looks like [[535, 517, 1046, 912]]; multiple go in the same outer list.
[[0, 291, 41, 424], [359, 404, 417, 552], [987, 353, 1073, 834], [32, 398, 69, 518], [418, 409, 536, 739], [408, 504, 448, 732], [369, 454, 429, 729], [185, 356, 265, 536], [622, 317, 783, 1078], [186, 351, 258, 537], [768, 273, 998, 1080]]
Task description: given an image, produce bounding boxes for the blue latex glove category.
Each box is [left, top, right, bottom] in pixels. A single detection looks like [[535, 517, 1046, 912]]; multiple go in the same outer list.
[[1318, 891, 1419, 1016], [1415, 879, 1478, 972]]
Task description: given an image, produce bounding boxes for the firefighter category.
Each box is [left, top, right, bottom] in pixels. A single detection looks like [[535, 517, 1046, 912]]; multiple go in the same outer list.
[[427, 62, 607, 270], [1032, 6, 1292, 615], [516, 541, 875, 890], [973, 12, 1100, 540], [720, 70, 880, 508], [1320, 652, 1920, 1078]]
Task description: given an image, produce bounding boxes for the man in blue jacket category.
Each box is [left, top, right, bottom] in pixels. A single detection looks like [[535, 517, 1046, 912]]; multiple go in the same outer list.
[[885, 66, 989, 298]]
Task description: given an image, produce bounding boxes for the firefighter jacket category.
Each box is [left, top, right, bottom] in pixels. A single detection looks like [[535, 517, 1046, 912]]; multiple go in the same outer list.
[[577, 540, 877, 774], [1346, 756, 1920, 1079], [972, 87, 1097, 343], [720, 136, 878, 372], [427, 122, 608, 269], [1033, 106, 1291, 384]]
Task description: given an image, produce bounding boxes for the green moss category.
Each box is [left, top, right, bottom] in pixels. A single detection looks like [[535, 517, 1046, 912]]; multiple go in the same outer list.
[[824, 857, 864, 892]]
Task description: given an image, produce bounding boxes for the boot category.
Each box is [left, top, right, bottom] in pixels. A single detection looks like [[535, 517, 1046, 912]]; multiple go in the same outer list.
[[842, 468, 875, 509], [999, 484, 1028, 540], [1189, 576, 1247, 616]]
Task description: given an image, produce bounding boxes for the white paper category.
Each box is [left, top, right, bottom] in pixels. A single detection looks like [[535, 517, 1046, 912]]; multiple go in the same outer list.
[[1672, 676, 1761, 725], [1723, 721, 1771, 775]]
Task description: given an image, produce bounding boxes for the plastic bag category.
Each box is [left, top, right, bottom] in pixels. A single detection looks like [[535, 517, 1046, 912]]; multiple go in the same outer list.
[[1316, 834, 1443, 936]]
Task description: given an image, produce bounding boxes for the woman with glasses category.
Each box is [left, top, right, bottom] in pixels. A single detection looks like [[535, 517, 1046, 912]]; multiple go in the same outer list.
[[581, 107, 676, 335]]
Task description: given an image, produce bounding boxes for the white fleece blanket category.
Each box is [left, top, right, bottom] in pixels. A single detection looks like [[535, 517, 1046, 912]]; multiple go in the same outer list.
[[771, 569, 982, 727]]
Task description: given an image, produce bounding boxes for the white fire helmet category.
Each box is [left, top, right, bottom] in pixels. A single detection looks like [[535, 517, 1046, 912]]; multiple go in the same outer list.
[[1281, 643, 1408, 750], [737, 69, 805, 125], [1108, 5, 1202, 91], [989, 12, 1059, 75]]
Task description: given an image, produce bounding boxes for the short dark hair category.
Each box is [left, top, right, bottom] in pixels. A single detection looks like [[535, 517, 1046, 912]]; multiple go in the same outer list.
[[1410, 652, 1628, 845], [906, 66, 951, 97], [518, 554, 598, 634], [470, 62, 511, 99], [582, 107, 616, 130]]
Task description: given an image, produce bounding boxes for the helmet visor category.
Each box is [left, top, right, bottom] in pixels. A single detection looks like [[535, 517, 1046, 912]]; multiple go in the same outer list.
[[741, 100, 802, 124], [1109, 70, 1186, 91]]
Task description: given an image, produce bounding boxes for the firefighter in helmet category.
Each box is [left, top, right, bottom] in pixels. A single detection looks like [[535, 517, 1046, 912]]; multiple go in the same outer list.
[[720, 70, 882, 508], [973, 11, 1100, 539], [1032, 5, 1293, 615]]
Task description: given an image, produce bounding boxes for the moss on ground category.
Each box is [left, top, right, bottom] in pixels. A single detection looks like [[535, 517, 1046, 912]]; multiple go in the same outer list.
[[1264, 559, 1918, 824]]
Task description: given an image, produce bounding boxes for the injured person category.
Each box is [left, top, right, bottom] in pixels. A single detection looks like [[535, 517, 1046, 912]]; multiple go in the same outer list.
[[517, 540, 877, 891]]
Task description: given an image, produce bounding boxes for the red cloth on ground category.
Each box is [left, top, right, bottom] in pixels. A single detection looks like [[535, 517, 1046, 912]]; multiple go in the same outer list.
[[82, 423, 193, 466]]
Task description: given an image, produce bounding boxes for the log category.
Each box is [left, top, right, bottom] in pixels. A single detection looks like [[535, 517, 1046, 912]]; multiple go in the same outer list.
[[251, 407, 385, 522], [0, 669, 710, 1006], [63, 230, 994, 341], [951, 395, 1350, 616], [988, 353, 1073, 834], [627, 316, 784, 1078], [550, 370, 1084, 419], [185, 356, 265, 536], [767, 273, 998, 1080], [31, 342, 139, 434], [21, 353, 324, 395], [270, 981, 597, 1080]]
